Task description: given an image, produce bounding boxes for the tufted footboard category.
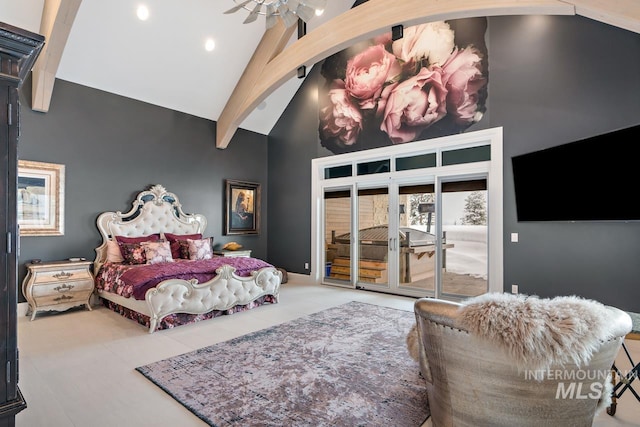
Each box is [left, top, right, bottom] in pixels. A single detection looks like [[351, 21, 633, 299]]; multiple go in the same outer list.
[[144, 265, 281, 333]]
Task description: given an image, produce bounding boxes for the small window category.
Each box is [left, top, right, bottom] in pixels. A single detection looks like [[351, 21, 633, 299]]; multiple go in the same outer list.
[[325, 164, 352, 179], [396, 153, 437, 171], [357, 159, 390, 175], [442, 145, 491, 166]]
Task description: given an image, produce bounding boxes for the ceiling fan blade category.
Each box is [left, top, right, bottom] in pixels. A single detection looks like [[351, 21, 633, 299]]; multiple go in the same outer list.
[[224, 0, 253, 14], [295, 4, 315, 22], [265, 4, 278, 29], [280, 9, 298, 28], [243, 0, 264, 24], [276, 1, 297, 27], [301, 0, 327, 9]]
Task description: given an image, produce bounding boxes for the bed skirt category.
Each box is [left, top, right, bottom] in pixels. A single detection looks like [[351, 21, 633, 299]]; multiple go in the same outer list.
[[99, 295, 278, 331]]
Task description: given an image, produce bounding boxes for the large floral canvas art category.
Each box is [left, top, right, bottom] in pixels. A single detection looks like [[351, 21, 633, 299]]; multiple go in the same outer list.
[[319, 17, 488, 154]]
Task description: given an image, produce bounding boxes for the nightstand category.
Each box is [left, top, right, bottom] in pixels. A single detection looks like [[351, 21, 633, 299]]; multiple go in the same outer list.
[[22, 260, 94, 320], [214, 249, 252, 258]]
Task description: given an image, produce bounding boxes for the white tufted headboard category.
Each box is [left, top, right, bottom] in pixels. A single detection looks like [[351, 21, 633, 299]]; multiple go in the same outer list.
[[94, 184, 207, 272]]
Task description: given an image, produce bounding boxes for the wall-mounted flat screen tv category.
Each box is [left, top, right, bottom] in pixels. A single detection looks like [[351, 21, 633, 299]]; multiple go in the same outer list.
[[512, 124, 640, 221]]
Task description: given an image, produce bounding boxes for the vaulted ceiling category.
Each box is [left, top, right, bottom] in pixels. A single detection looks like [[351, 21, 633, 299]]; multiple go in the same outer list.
[[1, 0, 638, 148], [1, 0, 353, 137]]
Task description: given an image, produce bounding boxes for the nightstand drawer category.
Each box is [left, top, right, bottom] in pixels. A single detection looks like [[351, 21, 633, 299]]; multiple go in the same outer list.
[[34, 291, 92, 307], [31, 279, 94, 298], [32, 269, 92, 284]]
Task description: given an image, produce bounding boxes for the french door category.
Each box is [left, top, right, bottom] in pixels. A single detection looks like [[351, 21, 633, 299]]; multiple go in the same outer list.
[[322, 177, 488, 299], [312, 128, 504, 299]]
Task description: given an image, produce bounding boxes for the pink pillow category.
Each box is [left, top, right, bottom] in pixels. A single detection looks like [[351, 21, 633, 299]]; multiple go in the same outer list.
[[106, 239, 124, 263], [165, 233, 202, 259]]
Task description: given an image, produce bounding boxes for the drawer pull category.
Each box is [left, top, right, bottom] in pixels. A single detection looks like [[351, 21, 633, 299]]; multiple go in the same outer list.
[[53, 272, 73, 280], [53, 295, 74, 302], [54, 284, 74, 292]]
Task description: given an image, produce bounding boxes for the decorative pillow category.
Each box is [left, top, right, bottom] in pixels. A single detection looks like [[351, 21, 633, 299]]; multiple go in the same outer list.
[[114, 234, 161, 244], [187, 238, 213, 260], [106, 239, 124, 263], [115, 234, 161, 259], [177, 240, 191, 259], [119, 242, 147, 265], [142, 241, 174, 265], [164, 233, 202, 259]]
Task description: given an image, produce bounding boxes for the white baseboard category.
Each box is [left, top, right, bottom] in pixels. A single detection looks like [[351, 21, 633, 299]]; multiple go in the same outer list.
[[18, 302, 28, 317], [287, 272, 316, 285]]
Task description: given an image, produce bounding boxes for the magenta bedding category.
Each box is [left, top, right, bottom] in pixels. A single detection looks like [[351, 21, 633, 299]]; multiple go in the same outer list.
[[95, 257, 274, 300]]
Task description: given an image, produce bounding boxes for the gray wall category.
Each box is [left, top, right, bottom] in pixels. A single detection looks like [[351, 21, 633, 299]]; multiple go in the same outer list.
[[268, 66, 324, 274], [18, 79, 269, 300], [492, 16, 640, 312], [267, 15, 640, 312]]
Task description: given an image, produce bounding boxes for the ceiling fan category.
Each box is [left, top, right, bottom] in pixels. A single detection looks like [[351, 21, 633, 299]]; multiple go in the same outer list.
[[224, 0, 327, 29]]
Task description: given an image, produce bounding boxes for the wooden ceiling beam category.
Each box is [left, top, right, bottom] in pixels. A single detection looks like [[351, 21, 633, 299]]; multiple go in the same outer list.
[[565, 0, 640, 33], [31, 0, 83, 113], [216, 0, 640, 149]]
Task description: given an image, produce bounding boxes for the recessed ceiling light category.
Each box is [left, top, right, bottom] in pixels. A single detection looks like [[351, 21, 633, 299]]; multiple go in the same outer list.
[[315, 9, 324, 17], [205, 38, 216, 52], [137, 5, 149, 21]]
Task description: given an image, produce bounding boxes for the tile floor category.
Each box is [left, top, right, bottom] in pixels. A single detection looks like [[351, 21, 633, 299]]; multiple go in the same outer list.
[[16, 278, 640, 426]]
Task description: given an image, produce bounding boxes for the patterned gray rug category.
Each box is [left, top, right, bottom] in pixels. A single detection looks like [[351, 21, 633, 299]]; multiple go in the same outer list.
[[136, 301, 429, 426]]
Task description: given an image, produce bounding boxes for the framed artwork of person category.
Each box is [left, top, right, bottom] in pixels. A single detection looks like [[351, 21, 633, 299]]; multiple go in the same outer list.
[[225, 179, 261, 235]]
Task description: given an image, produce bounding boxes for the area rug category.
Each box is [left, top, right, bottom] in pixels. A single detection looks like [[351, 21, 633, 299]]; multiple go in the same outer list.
[[136, 301, 429, 426]]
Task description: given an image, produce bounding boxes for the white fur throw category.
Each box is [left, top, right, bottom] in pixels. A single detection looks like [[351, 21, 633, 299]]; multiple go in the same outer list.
[[457, 293, 617, 372], [406, 324, 420, 362]]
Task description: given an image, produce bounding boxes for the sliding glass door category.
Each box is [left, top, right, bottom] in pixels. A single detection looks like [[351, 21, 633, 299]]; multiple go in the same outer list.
[[323, 178, 442, 298], [440, 179, 488, 298], [396, 184, 437, 294], [324, 188, 352, 286], [356, 186, 391, 289], [323, 177, 489, 298]]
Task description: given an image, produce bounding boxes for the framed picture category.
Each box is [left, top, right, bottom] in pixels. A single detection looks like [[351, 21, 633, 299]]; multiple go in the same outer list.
[[225, 179, 260, 235], [17, 160, 65, 236]]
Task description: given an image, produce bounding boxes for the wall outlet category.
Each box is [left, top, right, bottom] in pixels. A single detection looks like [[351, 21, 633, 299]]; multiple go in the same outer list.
[[304, 262, 309, 270], [511, 284, 518, 294], [511, 232, 519, 243]]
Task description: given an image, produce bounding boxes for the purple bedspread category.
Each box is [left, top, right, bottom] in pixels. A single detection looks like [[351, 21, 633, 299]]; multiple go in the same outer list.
[[120, 257, 273, 300]]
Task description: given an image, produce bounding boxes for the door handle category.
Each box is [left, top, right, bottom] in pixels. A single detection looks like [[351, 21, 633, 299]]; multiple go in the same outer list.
[[389, 237, 397, 251]]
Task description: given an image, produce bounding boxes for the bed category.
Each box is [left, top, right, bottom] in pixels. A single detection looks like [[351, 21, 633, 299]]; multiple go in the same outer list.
[[93, 184, 281, 333]]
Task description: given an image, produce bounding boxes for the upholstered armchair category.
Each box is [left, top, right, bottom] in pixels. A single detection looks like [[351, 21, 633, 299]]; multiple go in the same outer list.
[[412, 295, 632, 427]]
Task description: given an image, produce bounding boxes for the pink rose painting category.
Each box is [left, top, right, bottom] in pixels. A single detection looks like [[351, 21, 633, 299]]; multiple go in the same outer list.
[[319, 80, 363, 146], [345, 44, 401, 109], [319, 17, 488, 154]]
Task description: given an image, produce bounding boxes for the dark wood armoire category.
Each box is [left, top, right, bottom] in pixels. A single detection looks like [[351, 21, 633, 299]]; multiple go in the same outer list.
[[0, 23, 44, 427]]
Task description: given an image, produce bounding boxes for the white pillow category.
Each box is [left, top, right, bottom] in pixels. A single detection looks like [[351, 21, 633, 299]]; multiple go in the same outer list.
[[187, 238, 213, 260], [142, 241, 174, 265], [106, 239, 124, 263]]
